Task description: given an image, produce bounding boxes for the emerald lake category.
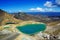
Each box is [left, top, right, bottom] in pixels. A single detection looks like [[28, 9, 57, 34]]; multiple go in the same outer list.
[[16, 24, 46, 35]]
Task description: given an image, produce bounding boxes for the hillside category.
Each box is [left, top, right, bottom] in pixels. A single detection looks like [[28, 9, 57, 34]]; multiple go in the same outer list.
[[0, 9, 23, 25]]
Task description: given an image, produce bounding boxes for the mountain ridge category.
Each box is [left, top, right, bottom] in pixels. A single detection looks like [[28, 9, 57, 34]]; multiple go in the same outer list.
[[0, 9, 23, 25]]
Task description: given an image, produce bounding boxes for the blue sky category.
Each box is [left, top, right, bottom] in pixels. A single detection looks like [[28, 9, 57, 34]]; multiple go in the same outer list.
[[0, 0, 60, 12]]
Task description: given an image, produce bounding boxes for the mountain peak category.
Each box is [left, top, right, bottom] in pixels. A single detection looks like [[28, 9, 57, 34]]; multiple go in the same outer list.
[[0, 9, 7, 16], [0, 9, 5, 12]]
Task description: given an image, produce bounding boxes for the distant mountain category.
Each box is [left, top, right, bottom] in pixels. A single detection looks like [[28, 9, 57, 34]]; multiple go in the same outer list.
[[13, 12, 60, 24], [14, 12, 52, 23], [26, 12, 60, 16], [27, 12, 60, 21], [0, 9, 22, 25]]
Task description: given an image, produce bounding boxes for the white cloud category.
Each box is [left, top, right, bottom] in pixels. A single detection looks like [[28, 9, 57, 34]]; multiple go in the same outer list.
[[45, 8, 54, 12], [36, 7, 45, 11], [44, 1, 56, 7], [55, 0, 60, 5], [29, 7, 55, 12], [18, 10, 22, 12], [29, 7, 45, 12], [44, 1, 52, 7], [29, 8, 36, 11]]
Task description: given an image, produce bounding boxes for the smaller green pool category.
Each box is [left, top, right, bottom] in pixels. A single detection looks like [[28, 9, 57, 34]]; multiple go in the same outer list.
[[16, 23, 46, 35]]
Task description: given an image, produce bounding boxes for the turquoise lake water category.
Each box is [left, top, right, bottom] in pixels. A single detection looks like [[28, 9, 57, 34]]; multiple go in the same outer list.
[[16, 24, 46, 35]]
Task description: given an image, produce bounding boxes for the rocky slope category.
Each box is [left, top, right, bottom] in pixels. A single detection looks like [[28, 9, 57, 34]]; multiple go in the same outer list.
[[0, 9, 23, 25]]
